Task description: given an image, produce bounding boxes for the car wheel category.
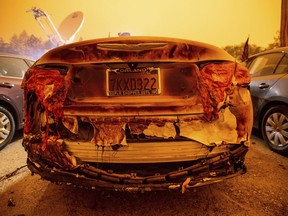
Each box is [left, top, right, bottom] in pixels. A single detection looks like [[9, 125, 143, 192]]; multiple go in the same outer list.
[[0, 106, 15, 150], [261, 105, 288, 154]]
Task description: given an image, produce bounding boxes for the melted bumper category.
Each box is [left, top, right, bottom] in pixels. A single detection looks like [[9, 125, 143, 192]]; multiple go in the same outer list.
[[26, 143, 248, 192]]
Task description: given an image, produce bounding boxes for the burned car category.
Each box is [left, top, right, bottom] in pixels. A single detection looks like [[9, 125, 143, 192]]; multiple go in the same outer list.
[[22, 37, 253, 192]]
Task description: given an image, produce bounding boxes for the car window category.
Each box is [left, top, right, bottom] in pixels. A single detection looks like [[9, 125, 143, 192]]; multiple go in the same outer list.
[[27, 59, 35, 66], [249, 53, 283, 77], [274, 55, 288, 74], [0, 56, 30, 78]]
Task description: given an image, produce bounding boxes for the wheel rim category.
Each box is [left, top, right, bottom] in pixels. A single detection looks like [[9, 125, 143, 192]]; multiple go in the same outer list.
[[265, 112, 288, 147], [0, 111, 11, 144]]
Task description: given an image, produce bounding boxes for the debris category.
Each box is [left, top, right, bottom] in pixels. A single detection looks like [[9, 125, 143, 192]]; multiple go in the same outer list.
[[0, 165, 28, 182], [7, 198, 15, 207], [181, 177, 191, 194]]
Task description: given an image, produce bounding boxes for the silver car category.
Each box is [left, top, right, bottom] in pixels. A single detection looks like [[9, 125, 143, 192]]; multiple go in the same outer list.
[[246, 47, 288, 154], [0, 54, 34, 150]]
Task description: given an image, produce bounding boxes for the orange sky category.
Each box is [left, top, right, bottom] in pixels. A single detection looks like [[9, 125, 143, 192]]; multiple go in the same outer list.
[[0, 0, 281, 47]]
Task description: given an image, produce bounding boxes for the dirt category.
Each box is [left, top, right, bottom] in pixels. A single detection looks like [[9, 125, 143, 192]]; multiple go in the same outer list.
[[0, 131, 287, 216]]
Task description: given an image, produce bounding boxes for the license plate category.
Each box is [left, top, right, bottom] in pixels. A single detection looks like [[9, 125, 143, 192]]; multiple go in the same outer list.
[[107, 67, 161, 96]]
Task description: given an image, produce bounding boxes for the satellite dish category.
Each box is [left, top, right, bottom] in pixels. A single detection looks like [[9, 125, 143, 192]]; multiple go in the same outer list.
[[28, 8, 84, 46], [58, 11, 84, 44]]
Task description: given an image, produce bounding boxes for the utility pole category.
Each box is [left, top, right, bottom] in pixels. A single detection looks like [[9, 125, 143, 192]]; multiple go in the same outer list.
[[280, 0, 288, 47]]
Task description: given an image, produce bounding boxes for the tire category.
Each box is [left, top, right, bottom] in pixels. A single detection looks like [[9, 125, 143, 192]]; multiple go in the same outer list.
[[0, 106, 15, 150], [261, 105, 288, 154]]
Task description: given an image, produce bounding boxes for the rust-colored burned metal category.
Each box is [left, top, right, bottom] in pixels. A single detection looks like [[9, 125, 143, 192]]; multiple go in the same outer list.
[[25, 143, 248, 191], [37, 37, 233, 64], [22, 37, 252, 191]]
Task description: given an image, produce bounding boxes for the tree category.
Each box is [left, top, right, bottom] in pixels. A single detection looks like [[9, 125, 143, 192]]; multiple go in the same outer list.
[[0, 30, 281, 61], [5, 31, 48, 59], [223, 31, 280, 61], [9, 31, 30, 56], [223, 43, 264, 62], [0, 37, 12, 53], [26, 35, 44, 59], [266, 31, 281, 50]]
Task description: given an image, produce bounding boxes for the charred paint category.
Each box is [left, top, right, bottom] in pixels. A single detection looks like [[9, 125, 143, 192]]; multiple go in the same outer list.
[[21, 37, 252, 191]]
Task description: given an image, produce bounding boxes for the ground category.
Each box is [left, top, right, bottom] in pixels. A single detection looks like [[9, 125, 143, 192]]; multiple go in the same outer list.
[[0, 130, 287, 216]]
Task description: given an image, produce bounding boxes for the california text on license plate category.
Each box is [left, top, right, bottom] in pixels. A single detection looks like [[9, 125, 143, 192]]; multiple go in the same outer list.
[[107, 67, 161, 96]]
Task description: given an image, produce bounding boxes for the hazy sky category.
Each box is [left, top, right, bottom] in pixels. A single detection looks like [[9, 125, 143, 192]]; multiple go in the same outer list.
[[0, 0, 281, 47]]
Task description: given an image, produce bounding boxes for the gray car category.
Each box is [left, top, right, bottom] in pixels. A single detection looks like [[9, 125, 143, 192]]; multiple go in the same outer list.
[[0, 53, 34, 150], [246, 47, 288, 154]]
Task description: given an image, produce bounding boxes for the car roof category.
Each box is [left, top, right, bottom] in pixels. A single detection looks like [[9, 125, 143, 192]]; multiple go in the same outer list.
[[248, 47, 288, 59], [0, 53, 35, 61]]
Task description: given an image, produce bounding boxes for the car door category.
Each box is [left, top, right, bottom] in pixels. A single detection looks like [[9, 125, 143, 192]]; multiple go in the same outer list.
[[0, 56, 32, 128], [249, 52, 287, 127]]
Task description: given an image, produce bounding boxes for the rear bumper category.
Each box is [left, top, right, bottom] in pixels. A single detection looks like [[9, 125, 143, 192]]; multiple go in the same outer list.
[[26, 143, 248, 192]]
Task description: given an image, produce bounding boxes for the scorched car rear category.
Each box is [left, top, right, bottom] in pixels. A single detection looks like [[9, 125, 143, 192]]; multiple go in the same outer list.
[[22, 36, 253, 192]]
